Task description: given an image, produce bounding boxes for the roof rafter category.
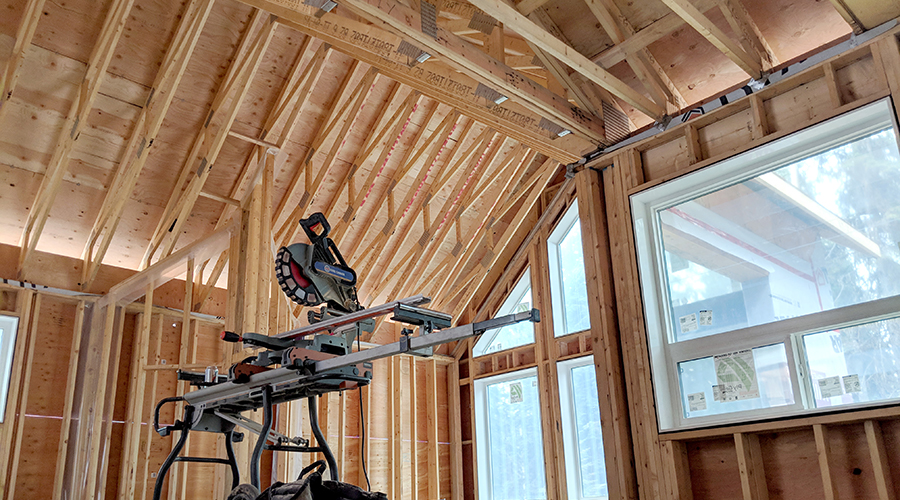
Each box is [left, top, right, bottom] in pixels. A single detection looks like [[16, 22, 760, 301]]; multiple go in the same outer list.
[[659, 0, 763, 79], [351, 117, 476, 275], [336, 0, 613, 135], [434, 158, 556, 310], [718, 0, 779, 71], [81, 0, 216, 289], [589, 0, 717, 68], [326, 92, 425, 249], [379, 146, 533, 304], [142, 14, 278, 267], [17, 0, 136, 278], [465, 0, 665, 119], [271, 59, 364, 234], [241, 0, 607, 148], [0, 0, 47, 120], [193, 39, 331, 310], [580, 0, 685, 110], [351, 113, 470, 273]]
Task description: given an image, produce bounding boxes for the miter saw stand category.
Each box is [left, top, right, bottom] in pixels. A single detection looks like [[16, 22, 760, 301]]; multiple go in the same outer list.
[[151, 213, 540, 500]]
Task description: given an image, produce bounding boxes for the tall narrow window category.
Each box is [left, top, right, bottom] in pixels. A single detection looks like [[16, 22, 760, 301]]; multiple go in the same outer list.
[[474, 269, 534, 356], [475, 368, 547, 500], [0, 315, 20, 423], [558, 357, 608, 499], [548, 201, 590, 336]]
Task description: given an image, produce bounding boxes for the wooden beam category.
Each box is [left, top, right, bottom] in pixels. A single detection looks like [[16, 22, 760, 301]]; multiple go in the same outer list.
[[259, 8, 591, 161], [425, 358, 440, 499], [389, 146, 531, 303], [409, 357, 418, 500], [18, 0, 136, 278], [718, 0, 778, 70], [259, 0, 609, 141], [358, 125, 491, 297], [827, 0, 866, 35], [143, 16, 276, 267], [590, 0, 717, 68], [103, 222, 235, 308], [362, 114, 476, 287], [659, 0, 762, 78], [661, 440, 694, 500], [464, 0, 666, 118], [734, 433, 768, 500], [327, 89, 420, 242], [53, 301, 87, 500], [581, 0, 685, 109], [273, 57, 362, 234], [865, 420, 897, 500], [813, 424, 839, 500], [0, 0, 47, 119], [440, 159, 557, 313]]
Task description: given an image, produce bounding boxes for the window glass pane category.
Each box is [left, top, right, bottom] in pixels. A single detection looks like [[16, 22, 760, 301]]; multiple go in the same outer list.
[[555, 220, 590, 336], [0, 315, 20, 423], [474, 270, 534, 356], [486, 373, 547, 499], [660, 128, 900, 342], [804, 316, 900, 408], [678, 343, 794, 419], [549, 202, 591, 337], [570, 364, 607, 499]]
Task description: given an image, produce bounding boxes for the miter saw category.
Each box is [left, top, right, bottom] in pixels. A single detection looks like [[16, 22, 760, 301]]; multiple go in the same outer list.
[[151, 212, 540, 500]]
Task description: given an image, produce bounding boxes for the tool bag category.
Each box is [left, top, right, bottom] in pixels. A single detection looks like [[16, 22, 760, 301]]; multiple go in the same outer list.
[[227, 461, 387, 500]]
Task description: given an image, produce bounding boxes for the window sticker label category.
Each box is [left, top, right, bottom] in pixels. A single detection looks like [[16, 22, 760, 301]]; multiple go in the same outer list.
[[687, 392, 707, 411], [711, 384, 738, 402], [713, 349, 760, 400], [679, 313, 698, 333], [818, 376, 843, 398], [842, 374, 862, 393], [699, 310, 712, 326], [509, 381, 523, 403]]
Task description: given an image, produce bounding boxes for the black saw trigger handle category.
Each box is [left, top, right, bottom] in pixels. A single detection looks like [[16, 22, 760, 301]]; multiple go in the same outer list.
[[299, 212, 331, 243]]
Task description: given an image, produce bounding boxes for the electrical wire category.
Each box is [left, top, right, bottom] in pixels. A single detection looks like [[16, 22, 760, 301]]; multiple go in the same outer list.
[[357, 334, 371, 490]]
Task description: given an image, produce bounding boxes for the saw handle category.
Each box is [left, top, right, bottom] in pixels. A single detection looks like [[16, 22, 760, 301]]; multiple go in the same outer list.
[[299, 212, 331, 242]]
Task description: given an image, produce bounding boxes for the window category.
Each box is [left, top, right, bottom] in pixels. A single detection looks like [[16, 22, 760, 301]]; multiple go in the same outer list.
[[548, 201, 591, 336], [632, 99, 900, 430], [474, 269, 534, 356], [474, 368, 547, 500], [558, 357, 608, 500], [0, 315, 20, 423]]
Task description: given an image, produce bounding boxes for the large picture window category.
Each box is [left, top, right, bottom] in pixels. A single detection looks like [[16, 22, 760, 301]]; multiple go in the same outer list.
[[474, 368, 547, 500], [548, 201, 590, 336], [632, 99, 900, 430], [0, 315, 20, 423], [558, 357, 608, 500], [474, 269, 534, 356]]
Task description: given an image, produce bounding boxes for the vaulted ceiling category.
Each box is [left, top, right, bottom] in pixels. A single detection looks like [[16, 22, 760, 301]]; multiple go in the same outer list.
[[0, 0, 891, 317]]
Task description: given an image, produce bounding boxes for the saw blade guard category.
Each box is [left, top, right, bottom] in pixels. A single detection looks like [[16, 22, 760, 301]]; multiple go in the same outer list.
[[275, 212, 360, 313]]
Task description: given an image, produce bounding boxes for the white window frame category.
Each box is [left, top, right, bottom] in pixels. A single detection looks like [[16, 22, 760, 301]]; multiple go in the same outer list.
[[547, 200, 590, 337], [474, 269, 533, 357], [558, 356, 608, 500], [474, 367, 546, 500], [631, 99, 900, 431], [0, 315, 20, 423]]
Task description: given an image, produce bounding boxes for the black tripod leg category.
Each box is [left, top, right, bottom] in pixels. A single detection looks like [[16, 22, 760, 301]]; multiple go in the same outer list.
[[308, 395, 339, 481], [250, 386, 273, 490], [224, 429, 240, 492], [152, 426, 189, 500]]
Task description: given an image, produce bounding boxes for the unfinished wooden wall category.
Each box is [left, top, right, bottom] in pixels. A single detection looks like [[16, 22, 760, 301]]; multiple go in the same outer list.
[[456, 26, 900, 500]]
